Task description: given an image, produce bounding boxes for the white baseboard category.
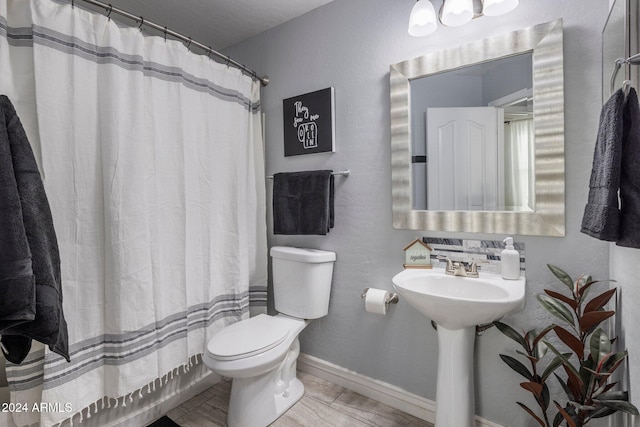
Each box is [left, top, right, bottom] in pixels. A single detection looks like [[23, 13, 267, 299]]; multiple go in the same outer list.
[[297, 353, 504, 427]]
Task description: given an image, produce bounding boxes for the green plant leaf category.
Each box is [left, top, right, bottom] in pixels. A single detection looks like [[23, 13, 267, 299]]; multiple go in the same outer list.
[[604, 351, 628, 374], [500, 354, 533, 380], [544, 289, 578, 310], [594, 399, 640, 415], [541, 353, 571, 382], [584, 288, 617, 313], [526, 329, 549, 360], [552, 411, 564, 427], [554, 401, 578, 427], [516, 402, 546, 427], [532, 324, 555, 348], [596, 390, 628, 400], [580, 311, 615, 334], [538, 295, 575, 327], [589, 406, 617, 419], [553, 325, 584, 360], [494, 321, 528, 348], [547, 264, 575, 292], [554, 372, 574, 400], [589, 328, 611, 364], [545, 341, 580, 379], [541, 383, 550, 411]]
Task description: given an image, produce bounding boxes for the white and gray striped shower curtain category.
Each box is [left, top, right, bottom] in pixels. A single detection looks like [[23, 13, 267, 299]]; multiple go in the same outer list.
[[0, 0, 267, 425]]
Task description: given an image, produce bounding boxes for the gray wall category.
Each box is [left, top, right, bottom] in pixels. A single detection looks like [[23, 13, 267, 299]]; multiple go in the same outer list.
[[225, 0, 612, 425]]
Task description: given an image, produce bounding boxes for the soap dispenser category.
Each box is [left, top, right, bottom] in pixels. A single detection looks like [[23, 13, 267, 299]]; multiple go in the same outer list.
[[501, 237, 520, 280]]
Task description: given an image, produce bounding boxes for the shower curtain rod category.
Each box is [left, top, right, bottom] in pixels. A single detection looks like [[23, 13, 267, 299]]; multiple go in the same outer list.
[[73, 0, 270, 86]]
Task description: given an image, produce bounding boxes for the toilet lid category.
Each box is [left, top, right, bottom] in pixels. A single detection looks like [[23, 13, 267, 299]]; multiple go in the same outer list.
[[207, 314, 290, 361]]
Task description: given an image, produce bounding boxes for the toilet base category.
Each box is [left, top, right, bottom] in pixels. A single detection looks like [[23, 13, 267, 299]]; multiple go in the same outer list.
[[226, 338, 303, 427]]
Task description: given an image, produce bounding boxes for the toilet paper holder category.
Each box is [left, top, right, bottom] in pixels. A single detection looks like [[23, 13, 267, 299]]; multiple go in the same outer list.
[[360, 288, 399, 306]]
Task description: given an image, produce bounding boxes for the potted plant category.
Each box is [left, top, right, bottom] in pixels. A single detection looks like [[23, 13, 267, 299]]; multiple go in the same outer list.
[[494, 264, 639, 427]]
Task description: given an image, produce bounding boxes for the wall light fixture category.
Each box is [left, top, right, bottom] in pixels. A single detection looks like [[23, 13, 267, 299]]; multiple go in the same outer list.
[[408, 0, 519, 36]]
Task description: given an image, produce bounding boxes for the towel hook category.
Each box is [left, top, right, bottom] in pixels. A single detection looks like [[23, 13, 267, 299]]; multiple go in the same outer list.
[[610, 59, 624, 96], [623, 80, 632, 100]]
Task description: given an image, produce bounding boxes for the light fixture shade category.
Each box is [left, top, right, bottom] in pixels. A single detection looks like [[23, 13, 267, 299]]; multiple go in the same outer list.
[[482, 0, 519, 16], [408, 0, 437, 37], [441, 0, 473, 26]]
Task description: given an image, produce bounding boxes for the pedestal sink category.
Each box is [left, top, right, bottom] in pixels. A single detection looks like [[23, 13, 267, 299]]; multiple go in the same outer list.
[[392, 268, 525, 427]]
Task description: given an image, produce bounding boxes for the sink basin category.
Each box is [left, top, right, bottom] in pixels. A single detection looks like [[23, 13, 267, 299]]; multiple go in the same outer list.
[[391, 268, 525, 330], [392, 267, 526, 427]]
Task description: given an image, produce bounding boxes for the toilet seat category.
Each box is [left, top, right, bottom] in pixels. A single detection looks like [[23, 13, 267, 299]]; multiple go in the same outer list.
[[207, 314, 290, 361]]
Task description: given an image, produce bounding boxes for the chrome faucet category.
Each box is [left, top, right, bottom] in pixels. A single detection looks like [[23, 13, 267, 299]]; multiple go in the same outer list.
[[437, 256, 484, 278]]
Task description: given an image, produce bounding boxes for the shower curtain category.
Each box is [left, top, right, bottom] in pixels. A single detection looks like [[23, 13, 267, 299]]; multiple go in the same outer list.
[[504, 118, 535, 211], [0, 0, 267, 425]]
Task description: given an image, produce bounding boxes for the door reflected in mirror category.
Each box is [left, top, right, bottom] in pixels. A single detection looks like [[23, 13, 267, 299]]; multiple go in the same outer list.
[[410, 53, 534, 211]]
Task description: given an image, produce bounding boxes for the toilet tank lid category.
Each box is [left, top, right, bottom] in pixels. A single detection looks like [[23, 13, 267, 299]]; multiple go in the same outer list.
[[270, 246, 336, 263]]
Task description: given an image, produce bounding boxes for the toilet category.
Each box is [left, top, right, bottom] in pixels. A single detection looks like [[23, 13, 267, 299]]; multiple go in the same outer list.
[[203, 246, 336, 427]]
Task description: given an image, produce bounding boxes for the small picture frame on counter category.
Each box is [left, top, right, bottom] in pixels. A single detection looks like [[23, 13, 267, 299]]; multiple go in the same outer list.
[[403, 238, 433, 269]]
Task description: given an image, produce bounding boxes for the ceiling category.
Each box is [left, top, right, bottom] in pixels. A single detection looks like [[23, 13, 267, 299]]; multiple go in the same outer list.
[[81, 0, 336, 51]]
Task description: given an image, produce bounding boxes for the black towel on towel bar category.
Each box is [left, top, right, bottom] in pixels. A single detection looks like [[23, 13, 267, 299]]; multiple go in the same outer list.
[[617, 88, 640, 248], [273, 170, 334, 235], [581, 89, 625, 241]]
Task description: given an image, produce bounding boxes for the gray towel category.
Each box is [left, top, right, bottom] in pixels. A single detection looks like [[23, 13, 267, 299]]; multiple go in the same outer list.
[[617, 88, 640, 248], [0, 95, 70, 364], [273, 170, 334, 235], [581, 89, 625, 241]]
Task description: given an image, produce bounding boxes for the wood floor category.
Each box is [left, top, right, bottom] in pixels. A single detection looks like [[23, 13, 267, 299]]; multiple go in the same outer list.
[[165, 370, 432, 427]]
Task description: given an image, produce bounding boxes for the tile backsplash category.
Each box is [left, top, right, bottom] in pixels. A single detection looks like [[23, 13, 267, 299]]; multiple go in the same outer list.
[[423, 237, 525, 275]]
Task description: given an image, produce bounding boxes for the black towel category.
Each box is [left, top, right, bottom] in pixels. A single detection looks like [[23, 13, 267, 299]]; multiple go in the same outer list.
[[273, 170, 334, 235], [0, 95, 70, 364], [581, 89, 625, 241], [618, 88, 640, 248]]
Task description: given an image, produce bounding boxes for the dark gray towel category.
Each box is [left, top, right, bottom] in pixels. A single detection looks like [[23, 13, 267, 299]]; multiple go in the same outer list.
[[581, 89, 625, 241], [618, 88, 640, 248], [0, 95, 70, 364], [273, 170, 334, 235]]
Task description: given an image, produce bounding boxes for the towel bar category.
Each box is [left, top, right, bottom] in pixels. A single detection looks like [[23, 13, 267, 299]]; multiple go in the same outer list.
[[266, 170, 350, 180]]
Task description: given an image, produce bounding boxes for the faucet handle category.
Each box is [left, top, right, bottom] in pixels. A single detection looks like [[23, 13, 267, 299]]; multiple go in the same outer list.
[[436, 255, 454, 270], [468, 259, 489, 273]]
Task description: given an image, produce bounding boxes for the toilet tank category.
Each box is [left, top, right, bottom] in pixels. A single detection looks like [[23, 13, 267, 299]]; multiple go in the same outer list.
[[270, 246, 336, 319]]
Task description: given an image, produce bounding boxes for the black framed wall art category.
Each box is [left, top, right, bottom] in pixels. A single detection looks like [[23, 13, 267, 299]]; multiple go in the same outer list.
[[282, 87, 335, 157]]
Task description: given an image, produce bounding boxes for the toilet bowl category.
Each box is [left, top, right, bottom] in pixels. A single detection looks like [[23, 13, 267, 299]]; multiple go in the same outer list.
[[203, 246, 335, 427], [204, 314, 308, 427]]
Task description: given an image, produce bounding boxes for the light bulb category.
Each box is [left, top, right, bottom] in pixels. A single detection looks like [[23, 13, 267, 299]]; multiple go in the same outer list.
[[408, 0, 437, 37], [441, 0, 473, 26], [482, 0, 519, 16]]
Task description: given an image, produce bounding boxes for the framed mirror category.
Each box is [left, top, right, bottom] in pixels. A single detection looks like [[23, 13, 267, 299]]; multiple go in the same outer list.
[[390, 20, 565, 236]]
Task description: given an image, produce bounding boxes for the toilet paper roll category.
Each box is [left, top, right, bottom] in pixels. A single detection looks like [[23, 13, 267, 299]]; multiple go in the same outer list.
[[364, 288, 389, 315]]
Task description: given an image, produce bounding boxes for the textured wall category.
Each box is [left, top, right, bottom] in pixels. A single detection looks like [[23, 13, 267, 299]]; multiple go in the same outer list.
[[224, 0, 612, 424]]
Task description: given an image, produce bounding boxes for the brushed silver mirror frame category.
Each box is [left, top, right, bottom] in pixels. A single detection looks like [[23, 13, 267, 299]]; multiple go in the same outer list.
[[390, 20, 565, 236]]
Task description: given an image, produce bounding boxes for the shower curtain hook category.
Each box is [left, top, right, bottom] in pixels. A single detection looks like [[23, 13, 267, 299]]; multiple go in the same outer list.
[[186, 37, 192, 51], [225, 57, 231, 68], [138, 17, 144, 32], [207, 47, 213, 60], [106, 4, 113, 21], [71, 0, 74, 8], [163, 27, 168, 42]]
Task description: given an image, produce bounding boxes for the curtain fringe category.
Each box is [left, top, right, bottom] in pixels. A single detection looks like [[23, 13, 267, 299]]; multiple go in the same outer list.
[[55, 354, 205, 427]]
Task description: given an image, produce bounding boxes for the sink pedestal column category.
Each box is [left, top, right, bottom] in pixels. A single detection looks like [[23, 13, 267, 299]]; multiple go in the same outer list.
[[435, 325, 476, 427]]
